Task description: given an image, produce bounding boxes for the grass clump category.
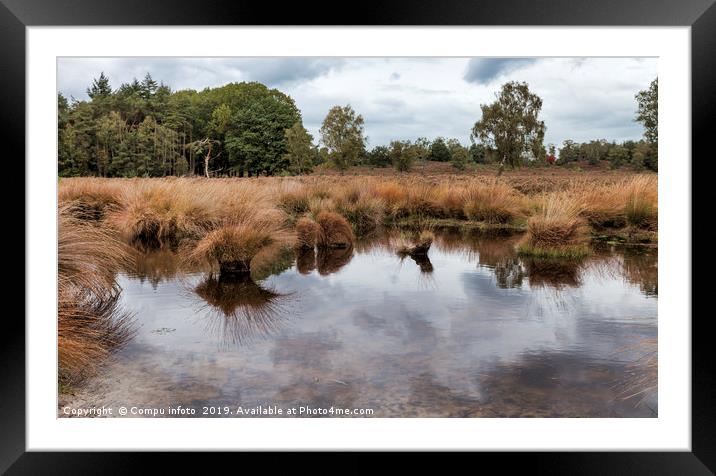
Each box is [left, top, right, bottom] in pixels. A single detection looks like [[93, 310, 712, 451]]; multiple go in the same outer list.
[[316, 211, 354, 249], [463, 181, 524, 224], [277, 187, 312, 217], [58, 205, 134, 386], [58, 178, 125, 221], [295, 216, 320, 250], [336, 195, 385, 235], [517, 194, 590, 259], [395, 230, 435, 257], [573, 175, 657, 230], [189, 214, 292, 276], [108, 181, 215, 247], [624, 175, 657, 228], [433, 184, 466, 219]]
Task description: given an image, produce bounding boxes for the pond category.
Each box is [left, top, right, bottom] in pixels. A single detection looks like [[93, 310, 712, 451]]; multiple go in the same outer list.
[[59, 231, 657, 417]]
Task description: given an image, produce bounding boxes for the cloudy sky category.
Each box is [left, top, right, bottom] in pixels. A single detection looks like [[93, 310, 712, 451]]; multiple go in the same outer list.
[[58, 57, 657, 148]]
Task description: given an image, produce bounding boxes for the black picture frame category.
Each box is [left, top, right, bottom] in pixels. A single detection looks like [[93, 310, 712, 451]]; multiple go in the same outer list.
[[4, 0, 713, 471]]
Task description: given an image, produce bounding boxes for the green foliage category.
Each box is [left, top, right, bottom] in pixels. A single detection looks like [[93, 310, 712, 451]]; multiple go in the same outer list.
[[582, 139, 610, 165], [558, 138, 656, 172], [632, 141, 658, 172], [429, 138, 451, 162], [558, 139, 579, 164], [390, 140, 418, 172], [412, 137, 431, 162], [319, 105, 366, 173], [471, 81, 546, 169], [636, 78, 658, 144], [607, 144, 630, 169], [58, 74, 302, 177], [283, 122, 315, 175], [447, 141, 469, 170], [469, 143, 497, 164], [367, 146, 391, 167]]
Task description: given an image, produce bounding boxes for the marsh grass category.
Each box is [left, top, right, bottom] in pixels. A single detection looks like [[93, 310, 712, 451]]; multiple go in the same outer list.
[[58, 205, 134, 385], [623, 176, 658, 228], [58, 178, 124, 221], [517, 194, 591, 259], [614, 338, 658, 408], [107, 181, 217, 247], [572, 175, 657, 230], [295, 216, 320, 250], [188, 214, 293, 275], [395, 229, 435, 257], [463, 181, 526, 224], [316, 211, 354, 248], [60, 174, 657, 247]]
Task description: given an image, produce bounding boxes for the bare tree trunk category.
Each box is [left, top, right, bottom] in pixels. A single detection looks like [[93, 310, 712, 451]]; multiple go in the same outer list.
[[497, 155, 506, 176], [204, 142, 212, 178]]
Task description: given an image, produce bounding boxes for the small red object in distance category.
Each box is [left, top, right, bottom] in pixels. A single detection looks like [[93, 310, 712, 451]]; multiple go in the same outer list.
[[546, 155, 556, 164]]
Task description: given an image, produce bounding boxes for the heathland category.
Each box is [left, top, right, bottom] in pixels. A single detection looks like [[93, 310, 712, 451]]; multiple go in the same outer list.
[[58, 168, 657, 388], [57, 72, 659, 400]]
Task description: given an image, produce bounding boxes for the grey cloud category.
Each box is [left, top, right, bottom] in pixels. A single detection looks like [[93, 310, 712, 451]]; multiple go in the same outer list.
[[463, 58, 539, 85], [58, 57, 656, 150], [229, 58, 344, 86], [58, 57, 344, 100]]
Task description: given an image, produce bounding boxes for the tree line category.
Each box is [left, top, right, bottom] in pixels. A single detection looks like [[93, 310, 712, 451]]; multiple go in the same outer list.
[[58, 73, 657, 177]]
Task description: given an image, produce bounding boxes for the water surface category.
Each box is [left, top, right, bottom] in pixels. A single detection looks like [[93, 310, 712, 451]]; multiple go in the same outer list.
[[60, 231, 657, 417]]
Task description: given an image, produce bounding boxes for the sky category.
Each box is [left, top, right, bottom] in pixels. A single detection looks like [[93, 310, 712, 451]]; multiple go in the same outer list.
[[57, 57, 657, 149]]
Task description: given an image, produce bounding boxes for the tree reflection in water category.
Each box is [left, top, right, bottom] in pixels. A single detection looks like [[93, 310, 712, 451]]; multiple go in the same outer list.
[[437, 231, 526, 289], [194, 273, 292, 347]]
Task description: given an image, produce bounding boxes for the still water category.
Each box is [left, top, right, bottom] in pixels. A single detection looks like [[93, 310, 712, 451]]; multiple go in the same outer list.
[[60, 231, 657, 417]]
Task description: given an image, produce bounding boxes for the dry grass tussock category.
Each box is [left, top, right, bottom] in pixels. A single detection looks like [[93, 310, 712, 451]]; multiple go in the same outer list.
[[316, 211, 354, 248], [295, 216, 320, 250], [59, 175, 657, 258], [463, 181, 526, 224], [106, 180, 217, 246], [188, 211, 293, 274], [569, 175, 657, 229], [58, 178, 125, 220], [58, 205, 134, 384], [518, 194, 590, 259], [395, 230, 435, 256]]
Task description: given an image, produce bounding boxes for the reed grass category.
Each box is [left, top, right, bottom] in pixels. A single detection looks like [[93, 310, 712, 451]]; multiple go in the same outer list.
[[295, 216, 320, 250], [395, 230, 435, 257], [316, 211, 354, 248], [188, 212, 293, 275], [517, 194, 590, 259], [463, 181, 525, 224], [58, 205, 134, 385], [59, 174, 657, 262]]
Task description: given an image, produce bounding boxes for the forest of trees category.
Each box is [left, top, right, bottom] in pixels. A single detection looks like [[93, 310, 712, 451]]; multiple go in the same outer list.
[[58, 74, 658, 177], [58, 73, 303, 177]]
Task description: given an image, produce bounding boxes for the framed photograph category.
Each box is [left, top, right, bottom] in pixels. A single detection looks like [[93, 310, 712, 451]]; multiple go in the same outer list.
[[5, 0, 713, 470]]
